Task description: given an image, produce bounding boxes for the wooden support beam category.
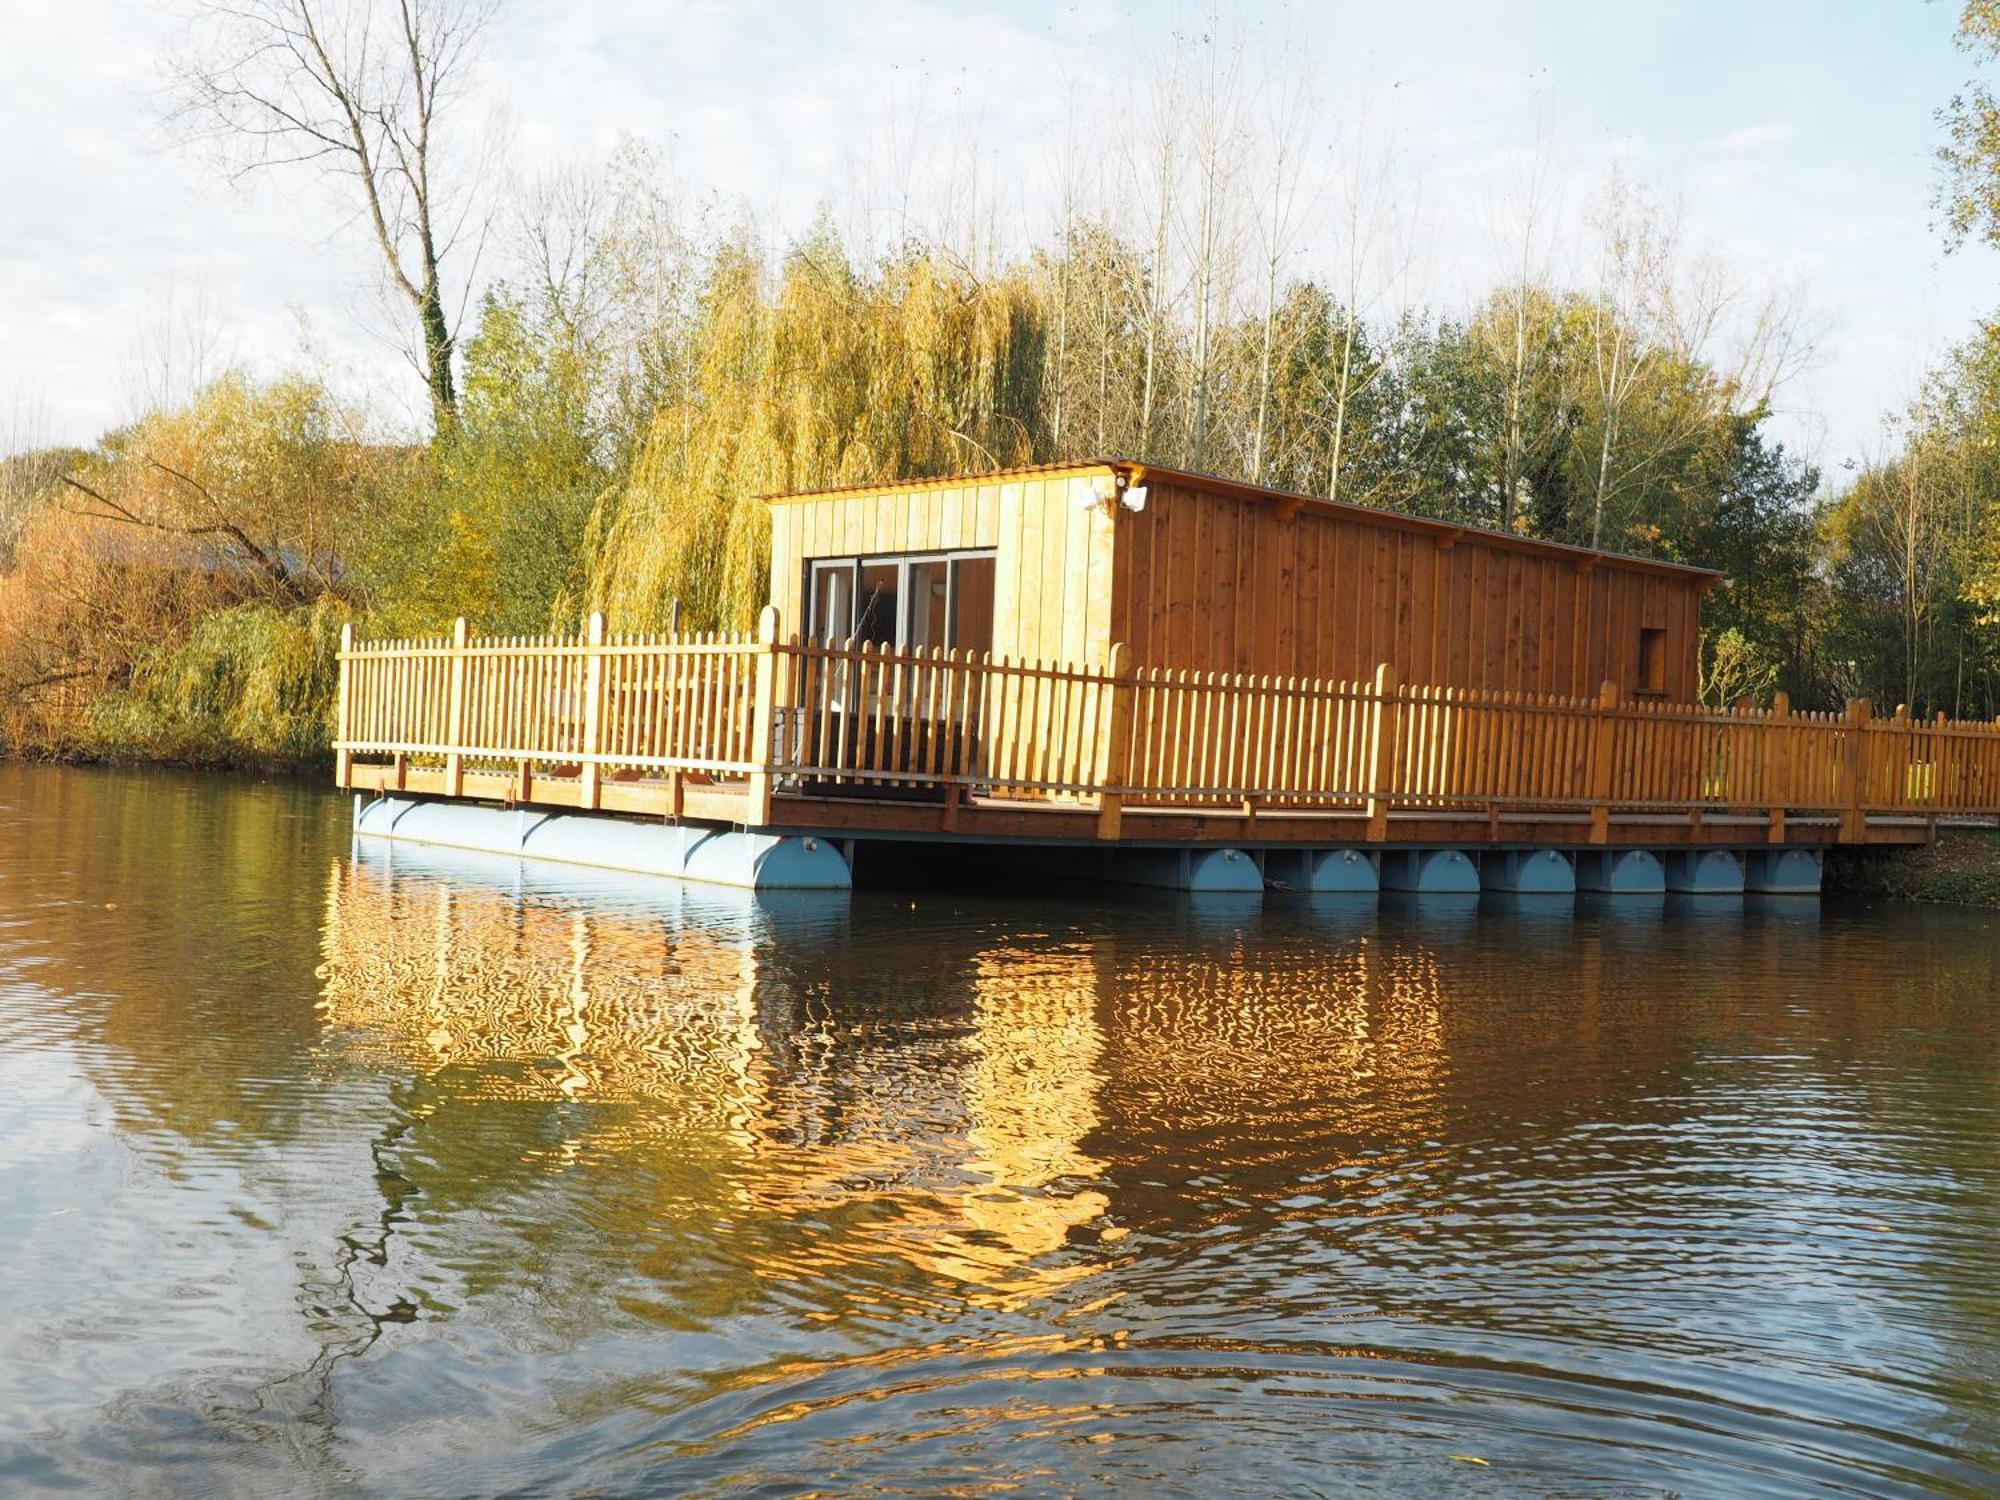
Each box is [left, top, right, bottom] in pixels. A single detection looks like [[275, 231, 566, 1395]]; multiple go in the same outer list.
[[1767, 690, 1789, 844], [1364, 662, 1399, 842], [1588, 679, 1618, 844], [745, 605, 780, 827], [580, 612, 606, 812], [1096, 641, 1133, 841], [1840, 697, 1872, 842]]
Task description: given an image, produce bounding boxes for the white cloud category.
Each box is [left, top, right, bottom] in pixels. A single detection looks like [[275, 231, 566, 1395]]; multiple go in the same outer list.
[[0, 0, 1993, 476]]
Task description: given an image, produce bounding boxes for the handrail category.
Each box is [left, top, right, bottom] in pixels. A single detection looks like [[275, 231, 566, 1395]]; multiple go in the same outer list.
[[335, 610, 2000, 838]]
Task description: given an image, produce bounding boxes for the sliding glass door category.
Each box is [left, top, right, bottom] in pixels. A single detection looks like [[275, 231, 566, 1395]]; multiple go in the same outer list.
[[808, 551, 995, 653], [801, 550, 997, 786]]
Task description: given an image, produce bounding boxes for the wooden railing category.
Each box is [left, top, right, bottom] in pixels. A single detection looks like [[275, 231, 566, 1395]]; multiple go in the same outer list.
[[337, 610, 2000, 839], [338, 617, 763, 790]]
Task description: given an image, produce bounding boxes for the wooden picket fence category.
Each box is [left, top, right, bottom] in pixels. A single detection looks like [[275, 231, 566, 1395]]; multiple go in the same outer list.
[[335, 609, 2000, 838]]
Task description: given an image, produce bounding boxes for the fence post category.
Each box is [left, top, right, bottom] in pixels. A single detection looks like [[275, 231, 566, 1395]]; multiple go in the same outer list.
[[335, 621, 354, 789], [1767, 690, 1790, 843], [1891, 705, 1912, 821], [1928, 707, 1947, 841], [444, 617, 468, 798], [1364, 662, 1399, 842], [1588, 679, 1618, 844], [580, 611, 606, 811], [1095, 642, 1133, 841], [746, 604, 780, 827], [1839, 697, 1871, 842]]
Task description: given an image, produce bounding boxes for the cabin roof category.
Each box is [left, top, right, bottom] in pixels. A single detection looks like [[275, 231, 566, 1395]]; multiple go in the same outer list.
[[763, 458, 1723, 585]]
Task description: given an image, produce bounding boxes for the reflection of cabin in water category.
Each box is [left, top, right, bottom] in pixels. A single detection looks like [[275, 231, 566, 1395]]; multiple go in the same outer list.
[[768, 459, 1717, 701]]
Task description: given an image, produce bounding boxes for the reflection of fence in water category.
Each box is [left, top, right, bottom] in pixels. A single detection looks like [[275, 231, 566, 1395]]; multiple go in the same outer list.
[[960, 947, 1109, 1263], [317, 862, 767, 1132], [1104, 935, 1449, 1125], [316, 864, 1114, 1297], [729, 940, 1115, 1292]]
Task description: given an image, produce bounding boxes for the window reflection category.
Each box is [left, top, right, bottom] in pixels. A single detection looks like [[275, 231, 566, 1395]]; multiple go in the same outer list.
[[950, 556, 995, 655], [811, 565, 852, 645], [909, 561, 949, 649], [855, 563, 899, 647]]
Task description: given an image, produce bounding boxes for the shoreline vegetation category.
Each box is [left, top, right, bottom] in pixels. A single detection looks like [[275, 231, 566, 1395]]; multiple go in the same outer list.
[[1826, 827, 2000, 907], [10, 7, 2000, 801]]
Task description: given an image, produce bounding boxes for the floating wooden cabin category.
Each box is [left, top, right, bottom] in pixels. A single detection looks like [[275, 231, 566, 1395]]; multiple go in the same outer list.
[[768, 460, 1717, 702], [337, 460, 1996, 897]]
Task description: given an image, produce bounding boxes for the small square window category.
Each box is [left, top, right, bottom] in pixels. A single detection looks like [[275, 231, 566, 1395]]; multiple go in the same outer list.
[[1637, 627, 1667, 695]]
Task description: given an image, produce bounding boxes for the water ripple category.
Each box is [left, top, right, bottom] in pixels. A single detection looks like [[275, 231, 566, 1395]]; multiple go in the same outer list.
[[1, 762, 1997, 1496]]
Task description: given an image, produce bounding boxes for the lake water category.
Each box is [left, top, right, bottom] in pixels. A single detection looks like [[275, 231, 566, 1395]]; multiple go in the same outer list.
[[2, 761, 1997, 1497]]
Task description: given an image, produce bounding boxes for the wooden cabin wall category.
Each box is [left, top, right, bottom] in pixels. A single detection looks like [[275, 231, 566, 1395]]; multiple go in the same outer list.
[[768, 473, 1116, 663], [1001, 475, 1120, 665], [1108, 480, 1704, 700]]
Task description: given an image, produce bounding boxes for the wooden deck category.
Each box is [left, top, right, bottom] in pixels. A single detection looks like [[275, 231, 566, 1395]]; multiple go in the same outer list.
[[334, 611, 2000, 850]]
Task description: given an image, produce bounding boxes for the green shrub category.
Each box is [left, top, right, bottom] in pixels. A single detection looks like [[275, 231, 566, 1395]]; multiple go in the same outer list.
[[82, 600, 346, 767]]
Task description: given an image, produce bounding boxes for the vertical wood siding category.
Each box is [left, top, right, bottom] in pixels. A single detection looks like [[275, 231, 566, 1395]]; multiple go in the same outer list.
[[1108, 481, 1705, 700]]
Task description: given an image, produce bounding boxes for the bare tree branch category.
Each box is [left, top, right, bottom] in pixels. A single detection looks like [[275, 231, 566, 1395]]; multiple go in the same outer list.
[[58, 470, 305, 602], [170, 0, 492, 426]]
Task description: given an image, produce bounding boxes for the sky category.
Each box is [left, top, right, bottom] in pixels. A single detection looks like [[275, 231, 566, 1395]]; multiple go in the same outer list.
[[1, 0, 1994, 478]]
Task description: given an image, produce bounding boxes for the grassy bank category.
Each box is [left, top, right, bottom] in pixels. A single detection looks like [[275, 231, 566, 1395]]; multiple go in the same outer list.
[[1, 738, 328, 778], [1826, 827, 2000, 907]]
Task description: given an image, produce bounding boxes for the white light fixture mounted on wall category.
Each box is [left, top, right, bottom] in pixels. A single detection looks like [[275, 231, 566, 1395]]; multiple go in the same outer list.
[[1093, 464, 1150, 516]]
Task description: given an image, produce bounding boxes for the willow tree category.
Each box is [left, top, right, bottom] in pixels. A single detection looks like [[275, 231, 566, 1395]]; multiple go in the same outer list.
[[579, 229, 1050, 631], [1, 375, 381, 757]]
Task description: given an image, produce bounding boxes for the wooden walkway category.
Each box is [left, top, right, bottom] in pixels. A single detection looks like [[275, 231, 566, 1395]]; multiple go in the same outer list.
[[334, 610, 2000, 849]]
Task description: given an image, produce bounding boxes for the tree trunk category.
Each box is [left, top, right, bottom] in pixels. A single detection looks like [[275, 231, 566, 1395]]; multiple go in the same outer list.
[[1327, 309, 1359, 505], [1503, 295, 1527, 529], [1190, 177, 1215, 468], [1139, 144, 1173, 453], [420, 272, 457, 428], [1251, 262, 1276, 483]]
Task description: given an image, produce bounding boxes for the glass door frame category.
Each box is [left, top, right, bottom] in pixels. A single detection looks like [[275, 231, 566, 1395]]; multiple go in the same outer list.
[[806, 549, 997, 651], [801, 548, 996, 786]]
